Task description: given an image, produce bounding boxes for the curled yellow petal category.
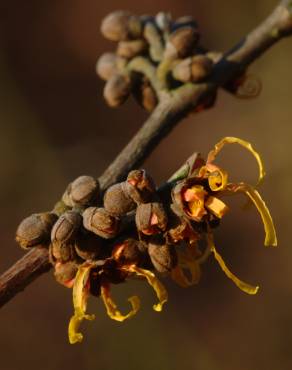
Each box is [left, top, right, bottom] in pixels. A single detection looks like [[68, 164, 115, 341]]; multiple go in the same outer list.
[[200, 163, 229, 191], [206, 231, 259, 295], [100, 283, 140, 322], [206, 137, 265, 186], [68, 264, 95, 344], [126, 265, 168, 312], [226, 182, 277, 247], [205, 196, 229, 218]]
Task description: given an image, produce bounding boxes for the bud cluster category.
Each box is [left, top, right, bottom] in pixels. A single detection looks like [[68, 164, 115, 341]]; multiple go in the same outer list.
[[96, 11, 219, 111], [15, 137, 276, 344]]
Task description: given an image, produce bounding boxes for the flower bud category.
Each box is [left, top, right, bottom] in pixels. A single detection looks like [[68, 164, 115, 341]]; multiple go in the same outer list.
[[74, 233, 104, 260], [103, 182, 136, 216], [54, 261, 78, 288], [133, 78, 158, 112], [117, 40, 147, 59], [101, 11, 142, 41], [165, 27, 199, 59], [104, 73, 132, 107], [125, 169, 156, 204], [172, 55, 213, 83], [62, 176, 100, 208], [143, 22, 164, 62], [51, 211, 82, 245], [148, 243, 177, 273], [83, 207, 120, 239], [16, 212, 57, 249], [135, 202, 168, 235], [50, 211, 81, 262], [112, 238, 146, 265], [96, 53, 127, 81]]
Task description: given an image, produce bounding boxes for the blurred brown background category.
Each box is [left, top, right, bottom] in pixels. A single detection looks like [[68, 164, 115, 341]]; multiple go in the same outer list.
[[0, 1, 292, 369]]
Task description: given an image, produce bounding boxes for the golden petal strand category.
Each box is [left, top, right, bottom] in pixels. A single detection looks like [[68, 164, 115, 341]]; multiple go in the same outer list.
[[226, 182, 277, 247], [68, 264, 95, 344], [127, 265, 168, 312], [206, 137, 265, 186], [206, 231, 259, 295], [100, 283, 140, 322], [205, 196, 229, 218]]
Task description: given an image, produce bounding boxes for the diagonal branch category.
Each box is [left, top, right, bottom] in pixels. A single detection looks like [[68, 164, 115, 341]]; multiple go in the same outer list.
[[0, 0, 291, 308]]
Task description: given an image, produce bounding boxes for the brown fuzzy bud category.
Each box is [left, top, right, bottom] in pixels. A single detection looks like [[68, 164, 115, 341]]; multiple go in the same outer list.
[[75, 233, 104, 260], [50, 211, 81, 262], [54, 261, 78, 288], [51, 211, 82, 245], [143, 22, 164, 62], [112, 238, 146, 265], [172, 55, 213, 83], [96, 53, 127, 81], [165, 27, 199, 59], [117, 39, 147, 59], [148, 243, 177, 273], [83, 207, 120, 239], [101, 11, 142, 41], [125, 169, 156, 204], [135, 202, 168, 235], [16, 212, 57, 249], [62, 176, 100, 208], [103, 183, 136, 216], [133, 78, 158, 112], [104, 73, 132, 107]]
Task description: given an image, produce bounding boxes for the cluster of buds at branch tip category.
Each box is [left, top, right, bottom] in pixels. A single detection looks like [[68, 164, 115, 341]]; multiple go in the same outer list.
[[15, 137, 277, 344], [96, 11, 261, 111]]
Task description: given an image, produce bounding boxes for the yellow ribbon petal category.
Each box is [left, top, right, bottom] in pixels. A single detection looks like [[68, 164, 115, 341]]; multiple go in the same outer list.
[[226, 182, 277, 247], [126, 265, 168, 312], [100, 283, 140, 322], [206, 137, 265, 186], [205, 196, 229, 218], [68, 264, 95, 344], [206, 231, 259, 295]]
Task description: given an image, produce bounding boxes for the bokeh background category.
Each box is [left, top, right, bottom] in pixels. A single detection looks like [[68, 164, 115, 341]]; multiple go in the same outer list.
[[0, 1, 292, 369]]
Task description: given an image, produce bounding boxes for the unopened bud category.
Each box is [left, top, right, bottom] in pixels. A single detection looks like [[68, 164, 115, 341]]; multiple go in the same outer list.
[[51, 211, 81, 262], [165, 27, 199, 59], [126, 169, 156, 204], [143, 22, 164, 62], [75, 233, 104, 260], [133, 78, 158, 112], [96, 53, 127, 81], [62, 176, 100, 208], [103, 183, 136, 216], [101, 11, 142, 41], [117, 39, 147, 59], [83, 207, 120, 239], [54, 261, 78, 288], [104, 73, 132, 107], [148, 243, 177, 273], [16, 212, 57, 249], [135, 202, 168, 235], [172, 55, 213, 83], [51, 211, 82, 245]]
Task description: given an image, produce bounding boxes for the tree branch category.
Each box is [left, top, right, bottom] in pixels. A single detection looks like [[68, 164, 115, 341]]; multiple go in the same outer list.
[[0, 0, 291, 308]]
